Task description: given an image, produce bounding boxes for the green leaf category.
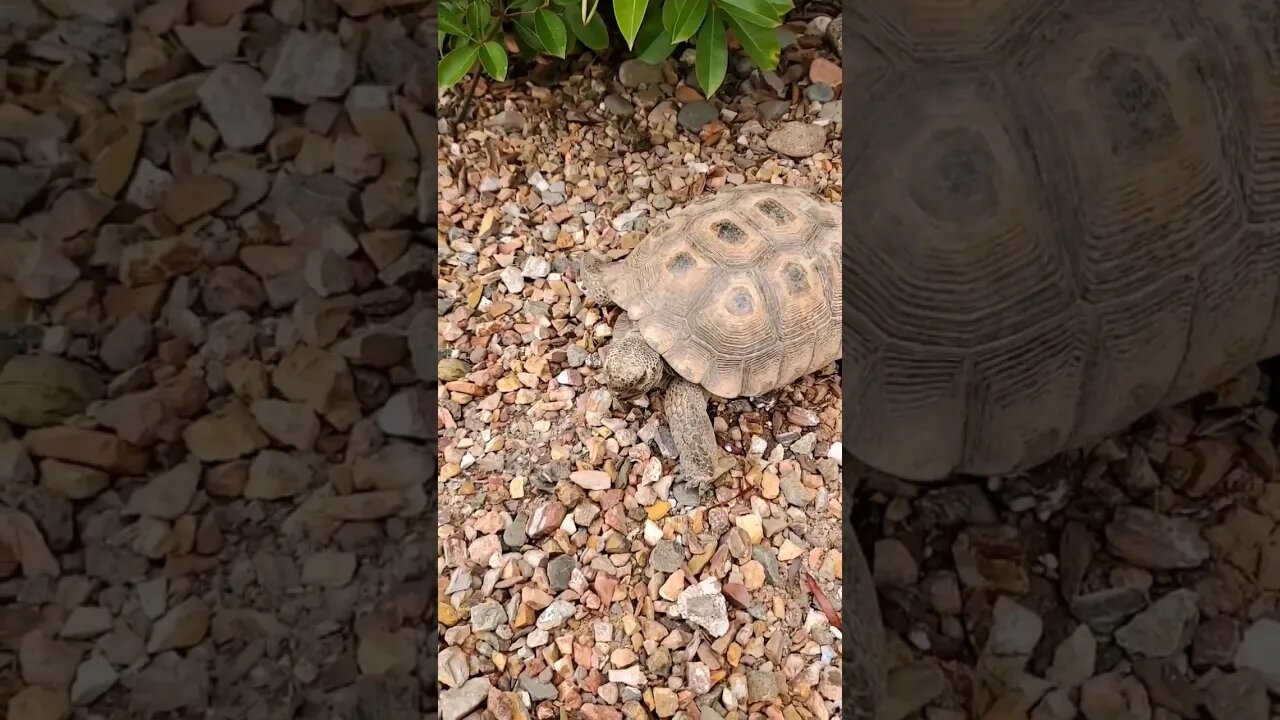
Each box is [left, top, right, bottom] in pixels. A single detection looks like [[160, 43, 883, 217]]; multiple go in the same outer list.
[[632, 1, 673, 61], [534, 8, 568, 57], [513, 14, 546, 54], [479, 40, 508, 80], [613, 0, 649, 48], [718, 0, 782, 27], [724, 13, 780, 69], [764, 0, 791, 15], [695, 10, 726, 96], [439, 6, 469, 38], [465, 0, 490, 37], [662, 0, 706, 43], [564, 6, 609, 50], [439, 43, 480, 88], [581, 0, 599, 23], [510, 0, 540, 9]]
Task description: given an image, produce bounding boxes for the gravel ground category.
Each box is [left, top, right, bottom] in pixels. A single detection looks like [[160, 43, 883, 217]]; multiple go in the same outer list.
[[860, 366, 1280, 720], [0, 2, 433, 719], [437, 15, 1280, 720], [435, 17, 847, 720]]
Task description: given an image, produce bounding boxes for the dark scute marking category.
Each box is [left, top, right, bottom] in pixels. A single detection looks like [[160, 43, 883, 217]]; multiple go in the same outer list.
[[908, 126, 998, 222], [727, 289, 754, 316], [783, 262, 809, 292], [713, 221, 747, 244], [1089, 51, 1177, 155], [667, 251, 696, 278], [756, 199, 794, 226]]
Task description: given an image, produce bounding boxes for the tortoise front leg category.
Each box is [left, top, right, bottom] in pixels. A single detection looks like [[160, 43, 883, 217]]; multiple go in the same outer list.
[[664, 377, 717, 491]]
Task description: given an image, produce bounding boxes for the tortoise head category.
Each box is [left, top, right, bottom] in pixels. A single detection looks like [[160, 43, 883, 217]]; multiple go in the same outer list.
[[602, 330, 664, 399], [577, 253, 613, 306]]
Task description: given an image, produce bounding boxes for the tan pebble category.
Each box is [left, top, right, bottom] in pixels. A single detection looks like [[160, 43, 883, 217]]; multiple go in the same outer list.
[[146, 597, 211, 653], [570, 470, 611, 491], [734, 513, 763, 545], [658, 570, 686, 601], [761, 472, 780, 499], [740, 561, 766, 591], [778, 539, 804, 562], [7, 685, 71, 720], [646, 501, 670, 521]]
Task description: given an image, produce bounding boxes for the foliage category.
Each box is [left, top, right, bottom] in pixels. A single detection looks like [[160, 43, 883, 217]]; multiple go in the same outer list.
[[438, 0, 793, 97]]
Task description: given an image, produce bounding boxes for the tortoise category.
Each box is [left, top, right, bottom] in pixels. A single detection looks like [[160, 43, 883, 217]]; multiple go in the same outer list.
[[845, 0, 1280, 715], [579, 185, 882, 716], [579, 185, 841, 490]]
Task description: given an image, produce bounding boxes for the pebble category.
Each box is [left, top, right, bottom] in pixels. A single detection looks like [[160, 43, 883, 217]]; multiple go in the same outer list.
[[70, 655, 118, 705], [244, 450, 312, 499], [548, 554, 576, 591], [1114, 589, 1199, 658], [1105, 507, 1210, 570], [673, 578, 729, 637], [197, 64, 273, 149], [301, 552, 356, 587], [471, 600, 508, 631], [7, 686, 71, 720], [146, 596, 211, 653], [60, 606, 113, 640], [805, 83, 835, 102], [677, 101, 718, 131], [1202, 670, 1270, 720], [262, 30, 355, 102], [618, 59, 663, 87], [440, 677, 492, 720], [1235, 618, 1280, 693], [603, 94, 635, 116], [650, 540, 684, 572], [536, 599, 576, 630], [766, 122, 826, 157], [989, 596, 1043, 656], [570, 469, 611, 491], [123, 460, 200, 519]]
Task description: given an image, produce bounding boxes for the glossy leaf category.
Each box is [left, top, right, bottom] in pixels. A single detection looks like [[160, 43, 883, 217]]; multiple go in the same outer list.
[[662, 0, 707, 43], [718, 0, 782, 27], [479, 40, 508, 80], [725, 13, 780, 70], [695, 9, 726, 96], [534, 8, 568, 57], [513, 14, 547, 53], [564, 6, 610, 50], [466, 0, 491, 37], [634, 1, 675, 62], [439, 6, 469, 37], [439, 43, 480, 88], [614, 0, 649, 48]]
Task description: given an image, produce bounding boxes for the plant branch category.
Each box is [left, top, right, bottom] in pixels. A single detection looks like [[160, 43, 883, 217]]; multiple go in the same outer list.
[[452, 68, 484, 132]]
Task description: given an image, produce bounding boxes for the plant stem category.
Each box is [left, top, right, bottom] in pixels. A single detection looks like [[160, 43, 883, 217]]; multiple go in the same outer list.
[[453, 68, 483, 132]]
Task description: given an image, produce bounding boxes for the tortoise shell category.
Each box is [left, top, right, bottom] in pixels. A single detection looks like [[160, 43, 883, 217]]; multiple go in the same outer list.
[[847, 0, 1280, 481], [603, 185, 841, 399]]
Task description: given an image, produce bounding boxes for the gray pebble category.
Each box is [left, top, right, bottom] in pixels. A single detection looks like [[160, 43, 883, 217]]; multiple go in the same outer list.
[[805, 83, 835, 102], [678, 101, 719, 132], [603, 94, 635, 116]]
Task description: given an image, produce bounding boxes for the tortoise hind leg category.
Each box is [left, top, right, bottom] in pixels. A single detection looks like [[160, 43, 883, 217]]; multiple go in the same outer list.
[[664, 377, 717, 491]]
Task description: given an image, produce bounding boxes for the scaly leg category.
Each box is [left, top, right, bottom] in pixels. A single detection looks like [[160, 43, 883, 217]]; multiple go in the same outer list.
[[664, 377, 717, 491]]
